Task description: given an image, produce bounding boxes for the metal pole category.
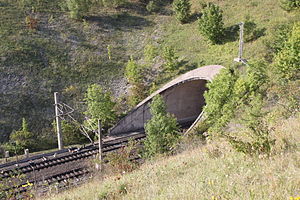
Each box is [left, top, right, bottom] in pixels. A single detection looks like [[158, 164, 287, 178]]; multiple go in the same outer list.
[[238, 22, 244, 60], [98, 120, 103, 171], [54, 92, 63, 150]]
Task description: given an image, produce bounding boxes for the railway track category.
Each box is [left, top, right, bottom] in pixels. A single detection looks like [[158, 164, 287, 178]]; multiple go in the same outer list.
[[0, 132, 145, 179], [0, 132, 145, 197]]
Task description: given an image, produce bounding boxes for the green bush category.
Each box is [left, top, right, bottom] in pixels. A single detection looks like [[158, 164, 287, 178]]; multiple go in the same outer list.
[[172, 0, 191, 24], [66, 0, 91, 19], [203, 67, 238, 131], [125, 57, 147, 106], [198, 3, 224, 44], [266, 23, 292, 56], [8, 118, 35, 153], [243, 17, 264, 42], [84, 84, 117, 130], [273, 23, 300, 82], [227, 95, 275, 155], [203, 61, 267, 133], [144, 95, 180, 157], [280, 0, 300, 11], [53, 120, 87, 145], [162, 46, 179, 72], [125, 56, 143, 85], [144, 44, 158, 63], [146, 1, 160, 13]]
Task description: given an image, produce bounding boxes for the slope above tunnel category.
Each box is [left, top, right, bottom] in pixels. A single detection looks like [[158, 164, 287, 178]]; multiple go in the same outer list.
[[110, 65, 224, 135]]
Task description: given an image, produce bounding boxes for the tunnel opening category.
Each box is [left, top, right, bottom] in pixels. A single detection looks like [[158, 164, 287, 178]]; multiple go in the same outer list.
[[110, 79, 208, 135]]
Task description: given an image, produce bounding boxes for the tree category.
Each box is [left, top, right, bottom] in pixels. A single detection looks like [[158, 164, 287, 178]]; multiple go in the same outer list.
[[163, 46, 179, 72], [172, 0, 191, 24], [198, 3, 224, 44], [52, 120, 87, 145], [274, 22, 300, 82], [9, 118, 35, 152], [125, 56, 143, 85], [125, 57, 147, 106], [144, 95, 180, 157], [84, 84, 117, 130]]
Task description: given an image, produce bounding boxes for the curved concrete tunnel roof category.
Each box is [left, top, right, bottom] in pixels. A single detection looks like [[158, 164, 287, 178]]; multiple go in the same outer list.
[[109, 65, 224, 135]]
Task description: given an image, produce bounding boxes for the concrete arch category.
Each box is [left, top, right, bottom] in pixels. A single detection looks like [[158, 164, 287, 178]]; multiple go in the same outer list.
[[109, 65, 224, 135]]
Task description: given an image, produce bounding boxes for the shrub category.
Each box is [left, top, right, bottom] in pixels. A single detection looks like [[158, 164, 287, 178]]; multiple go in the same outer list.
[[273, 23, 300, 82], [172, 0, 191, 24], [144, 44, 157, 63], [203, 61, 267, 133], [198, 3, 224, 44], [144, 95, 180, 157], [53, 120, 87, 145], [104, 139, 138, 173], [227, 95, 275, 155], [146, 1, 159, 13], [84, 84, 117, 130], [266, 23, 292, 56], [162, 46, 179, 72], [66, 0, 91, 19], [125, 57, 147, 106], [125, 56, 143, 85], [8, 118, 36, 153], [243, 17, 264, 42], [203, 67, 238, 131], [280, 0, 300, 11]]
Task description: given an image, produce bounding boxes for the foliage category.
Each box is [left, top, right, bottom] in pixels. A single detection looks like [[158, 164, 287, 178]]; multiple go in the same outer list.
[[125, 57, 147, 106], [66, 0, 91, 19], [280, 0, 300, 11], [243, 17, 264, 42], [8, 118, 36, 153], [273, 22, 300, 82], [204, 61, 267, 133], [198, 3, 224, 44], [144, 95, 180, 157], [172, 0, 191, 24], [203, 67, 238, 131], [146, 1, 160, 13], [84, 84, 117, 130], [125, 57, 143, 84], [100, 0, 128, 8], [144, 44, 157, 63], [227, 95, 275, 155], [53, 120, 87, 145], [266, 23, 292, 56], [162, 46, 179, 72], [104, 139, 138, 173], [128, 83, 147, 107]]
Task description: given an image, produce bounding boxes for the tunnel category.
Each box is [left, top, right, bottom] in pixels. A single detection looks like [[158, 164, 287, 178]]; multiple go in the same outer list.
[[109, 65, 223, 135]]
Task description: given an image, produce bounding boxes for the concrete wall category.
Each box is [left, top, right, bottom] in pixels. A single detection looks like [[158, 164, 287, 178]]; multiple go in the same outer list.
[[110, 79, 207, 135], [109, 65, 223, 135]]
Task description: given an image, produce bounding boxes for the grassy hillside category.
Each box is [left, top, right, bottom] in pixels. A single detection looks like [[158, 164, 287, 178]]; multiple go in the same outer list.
[[0, 0, 157, 144], [0, 0, 299, 150], [43, 113, 300, 200]]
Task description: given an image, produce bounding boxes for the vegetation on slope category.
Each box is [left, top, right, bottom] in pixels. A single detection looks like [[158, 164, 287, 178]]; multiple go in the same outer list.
[[0, 0, 299, 158], [44, 116, 300, 200]]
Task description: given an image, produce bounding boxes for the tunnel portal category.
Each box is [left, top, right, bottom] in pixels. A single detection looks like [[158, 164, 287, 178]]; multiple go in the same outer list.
[[109, 65, 223, 135]]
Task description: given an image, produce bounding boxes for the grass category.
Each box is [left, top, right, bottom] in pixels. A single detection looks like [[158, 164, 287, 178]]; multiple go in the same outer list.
[[159, 0, 298, 67], [43, 137, 300, 200]]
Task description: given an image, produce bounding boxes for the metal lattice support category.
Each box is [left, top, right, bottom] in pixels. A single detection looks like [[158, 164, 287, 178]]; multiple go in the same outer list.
[[54, 93, 96, 145]]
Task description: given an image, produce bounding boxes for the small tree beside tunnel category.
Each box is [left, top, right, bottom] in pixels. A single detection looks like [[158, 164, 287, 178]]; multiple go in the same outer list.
[[144, 95, 180, 157]]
